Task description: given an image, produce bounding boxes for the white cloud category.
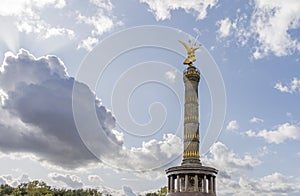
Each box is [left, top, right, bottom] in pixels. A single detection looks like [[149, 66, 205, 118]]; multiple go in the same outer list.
[[0, 0, 66, 16], [48, 173, 84, 189], [203, 142, 261, 174], [251, 173, 299, 195], [16, 19, 75, 40], [226, 120, 239, 131], [121, 178, 139, 182], [203, 142, 300, 195], [139, 0, 218, 21], [257, 146, 269, 157], [250, 117, 264, 123], [246, 130, 256, 137], [274, 82, 290, 93], [246, 123, 300, 144], [275, 77, 300, 94], [164, 70, 177, 83], [90, 0, 113, 11], [88, 175, 103, 183], [0, 172, 136, 196], [0, 49, 184, 172], [0, 0, 74, 40], [0, 89, 8, 105], [0, 177, 5, 185], [77, 13, 114, 36], [217, 18, 233, 38], [249, 0, 300, 58], [0, 174, 31, 187], [0, 49, 122, 169], [218, 1, 300, 59], [99, 185, 138, 196], [44, 27, 75, 40], [218, 173, 300, 196], [113, 133, 182, 172], [123, 186, 136, 196], [0, 0, 124, 51], [77, 37, 99, 51], [76, 0, 122, 51]]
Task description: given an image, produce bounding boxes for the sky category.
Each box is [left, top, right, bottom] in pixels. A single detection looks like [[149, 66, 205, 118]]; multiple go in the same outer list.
[[0, 0, 300, 195]]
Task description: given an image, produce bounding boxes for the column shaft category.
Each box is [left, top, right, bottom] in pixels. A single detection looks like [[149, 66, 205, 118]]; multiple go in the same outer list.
[[210, 176, 213, 193], [182, 66, 201, 165], [177, 175, 180, 192], [203, 175, 206, 193], [168, 176, 170, 193], [170, 175, 174, 192], [185, 174, 188, 191], [213, 176, 216, 194], [195, 175, 199, 191]]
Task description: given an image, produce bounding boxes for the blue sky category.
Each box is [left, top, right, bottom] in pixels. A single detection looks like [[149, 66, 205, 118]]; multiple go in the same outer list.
[[0, 0, 300, 195]]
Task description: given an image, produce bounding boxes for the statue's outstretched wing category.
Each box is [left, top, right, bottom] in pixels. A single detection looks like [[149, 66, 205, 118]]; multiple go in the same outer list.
[[191, 45, 201, 52], [178, 40, 191, 53]]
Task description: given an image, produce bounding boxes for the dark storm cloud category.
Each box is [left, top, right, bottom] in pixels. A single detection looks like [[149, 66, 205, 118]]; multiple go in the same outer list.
[[0, 49, 122, 169], [0, 49, 184, 172]]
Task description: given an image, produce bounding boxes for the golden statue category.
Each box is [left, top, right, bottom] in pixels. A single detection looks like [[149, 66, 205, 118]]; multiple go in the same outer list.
[[179, 37, 201, 66]]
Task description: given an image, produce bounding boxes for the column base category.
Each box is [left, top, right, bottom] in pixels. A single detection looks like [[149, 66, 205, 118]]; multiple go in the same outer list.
[[181, 158, 201, 166]]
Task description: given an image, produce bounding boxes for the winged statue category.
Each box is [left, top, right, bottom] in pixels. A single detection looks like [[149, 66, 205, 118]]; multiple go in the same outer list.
[[179, 39, 201, 66]]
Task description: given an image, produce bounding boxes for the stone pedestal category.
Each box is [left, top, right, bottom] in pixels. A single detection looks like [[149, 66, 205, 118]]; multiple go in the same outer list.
[[166, 165, 217, 195]]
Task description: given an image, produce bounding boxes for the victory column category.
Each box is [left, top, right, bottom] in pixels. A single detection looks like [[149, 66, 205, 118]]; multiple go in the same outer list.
[[165, 38, 218, 195]]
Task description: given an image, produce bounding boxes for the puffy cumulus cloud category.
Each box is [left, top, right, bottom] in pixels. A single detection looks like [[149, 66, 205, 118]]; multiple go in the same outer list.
[[124, 133, 182, 172], [98, 133, 181, 176], [246, 123, 300, 144], [274, 77, 300, 94], [250, 0, 300, 59], [203, 142, 300, 195], [0, 0, 74, 40], [0, 175, 13, 186], [217, 18, 233, 38], [0, 0, 66, 16], [16, 19, 75, 40], [0, 177, 5, 185], [0, 1, 122, 52], [217, 1, 300, 59], [250, 117, 264, 123], [76, 0, 123, 51], [203, 142, 261, 174], [88, 175, 103, 183], [139, 0, 218, 21], [0, 89, 8, 105], [226, 120, 239, 131], [122, 186, 136, 196], [48, 173, 84, 189], [0, 50, 67, 92], [0, 49, 122, 169], [99, 185, 138, 196], [77, 12, 114, 36], [0, 174, 31, 187], [1, 172, 135, 196], [218, 172, 300, 196], [164, 70, 178, 83], [77, 37, 99, 51], [0, 49, 182, 172]]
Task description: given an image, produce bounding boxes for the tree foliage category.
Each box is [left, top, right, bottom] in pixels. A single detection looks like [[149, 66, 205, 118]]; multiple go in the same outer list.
[[144, 186, 167, 196], [0, 180, 167, 196], [0, 181, 102, 196]]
